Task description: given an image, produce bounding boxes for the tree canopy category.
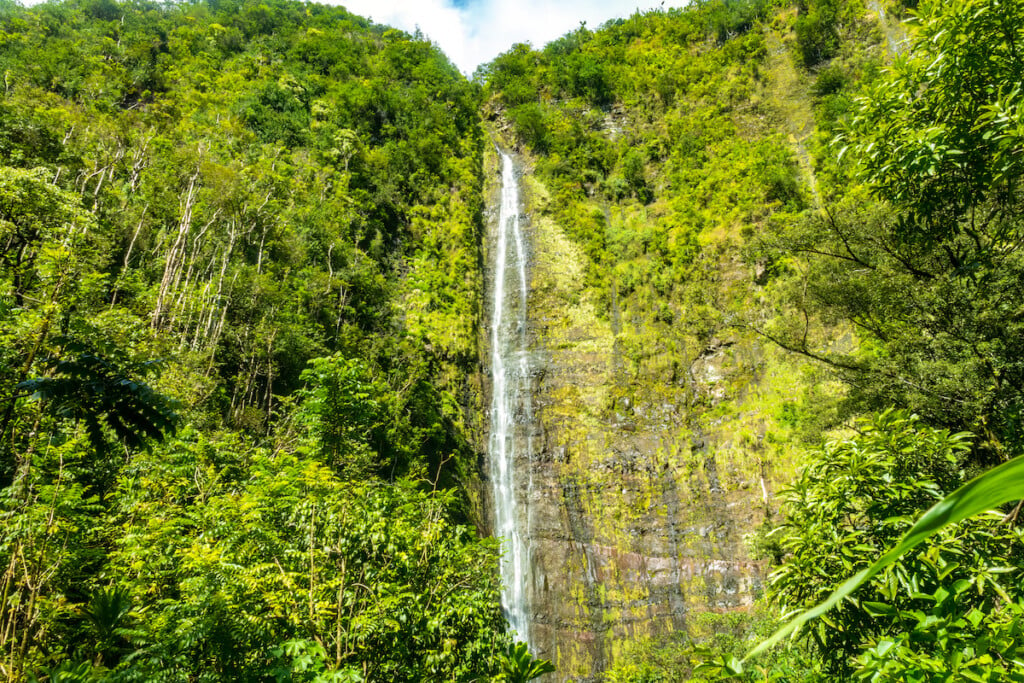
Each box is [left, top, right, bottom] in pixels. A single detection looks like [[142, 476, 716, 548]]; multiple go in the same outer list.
[[0, 0, 520, 679], [2, 0, 1024, 679]]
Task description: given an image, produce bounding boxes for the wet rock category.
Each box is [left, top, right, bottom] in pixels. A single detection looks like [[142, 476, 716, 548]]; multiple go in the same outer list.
[[482, 142, 785, 681]]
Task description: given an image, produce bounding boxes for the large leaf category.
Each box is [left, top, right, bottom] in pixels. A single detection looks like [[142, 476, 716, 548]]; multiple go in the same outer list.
[[745, 452, 1024, 663], [18, 350, 178, 454]]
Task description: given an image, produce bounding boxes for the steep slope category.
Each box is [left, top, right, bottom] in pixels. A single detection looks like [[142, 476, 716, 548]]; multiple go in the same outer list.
[[480, 0, 887, 678], [6, 0, 1011, 679], [0, 0, 513, 679]]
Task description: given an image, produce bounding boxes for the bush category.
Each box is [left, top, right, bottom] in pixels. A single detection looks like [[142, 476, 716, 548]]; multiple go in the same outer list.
[[767, 411, 1024, 678], [509, 103, 551, 152]]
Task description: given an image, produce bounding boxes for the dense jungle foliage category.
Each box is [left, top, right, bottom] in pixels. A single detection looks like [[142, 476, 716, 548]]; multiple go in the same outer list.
[[0, 0, 538, 679], [481, 0, 1024, 679], [3, 0, 1024, 679]]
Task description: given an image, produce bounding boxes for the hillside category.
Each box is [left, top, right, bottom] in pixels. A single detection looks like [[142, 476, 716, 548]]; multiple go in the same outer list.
[[0, 0, 510, 679], [2, 0, 1024, 680], [479, 0, 1024, 679], [478, 0, 872, 677]]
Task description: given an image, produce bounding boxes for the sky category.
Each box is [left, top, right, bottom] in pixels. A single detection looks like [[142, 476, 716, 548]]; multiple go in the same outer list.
[[335, 0, 665, 75]]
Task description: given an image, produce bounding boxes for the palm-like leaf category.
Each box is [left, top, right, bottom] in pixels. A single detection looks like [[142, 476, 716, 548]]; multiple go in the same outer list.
[[81, 585, 133, 640], [498, 641, 556, 682], [18, 347, 178, 454]]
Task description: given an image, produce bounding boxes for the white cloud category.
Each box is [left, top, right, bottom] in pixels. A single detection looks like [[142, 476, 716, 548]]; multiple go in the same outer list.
[[340, 0, 476, 71], [337, 0, 666, 75]]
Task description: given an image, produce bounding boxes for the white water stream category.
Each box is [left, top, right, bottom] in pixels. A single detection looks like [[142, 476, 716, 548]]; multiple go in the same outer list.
[[489, 149, 533, 643]]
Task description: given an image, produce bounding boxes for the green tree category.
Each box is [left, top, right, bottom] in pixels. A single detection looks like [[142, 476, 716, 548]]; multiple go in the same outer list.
[[481, 43, 539, 107], [295, 354, 390, 478], [19, 348, 177, 460], [760, 0, 1024, 458], [621, 148, 651, 203], [0, 0, 491, 677], [729, 412, 1024, 680], [509, 103, 551, 152], [0, 166, 98, 485], [108, 439, 509, 681]]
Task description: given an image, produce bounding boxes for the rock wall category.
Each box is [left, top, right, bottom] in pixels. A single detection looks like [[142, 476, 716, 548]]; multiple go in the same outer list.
[[482, 141, 811, 680]]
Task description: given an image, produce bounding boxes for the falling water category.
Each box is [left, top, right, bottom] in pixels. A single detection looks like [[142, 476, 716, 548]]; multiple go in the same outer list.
[[489, 148, 532, 643]]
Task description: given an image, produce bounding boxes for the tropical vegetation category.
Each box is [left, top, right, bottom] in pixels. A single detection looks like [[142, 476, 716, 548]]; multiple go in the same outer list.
[[0, 0, 520, 679], [480, 0, 1024, 678], [2, 0, 1023, 679]]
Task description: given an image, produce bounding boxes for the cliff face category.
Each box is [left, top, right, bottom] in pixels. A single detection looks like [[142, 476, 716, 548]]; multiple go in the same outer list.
[[477, 3, 894, 675], [482, 143, 812, 680]]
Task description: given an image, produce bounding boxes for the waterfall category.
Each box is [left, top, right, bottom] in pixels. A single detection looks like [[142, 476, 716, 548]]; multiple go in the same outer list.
[[489, 148, 533, 643]]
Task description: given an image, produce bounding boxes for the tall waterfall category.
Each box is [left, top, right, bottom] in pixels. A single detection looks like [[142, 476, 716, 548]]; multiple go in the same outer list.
[[489, 149, 533, 643]]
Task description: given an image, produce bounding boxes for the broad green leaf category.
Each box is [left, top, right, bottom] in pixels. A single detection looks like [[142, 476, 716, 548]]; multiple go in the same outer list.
[[862, 601, 897, 617]]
